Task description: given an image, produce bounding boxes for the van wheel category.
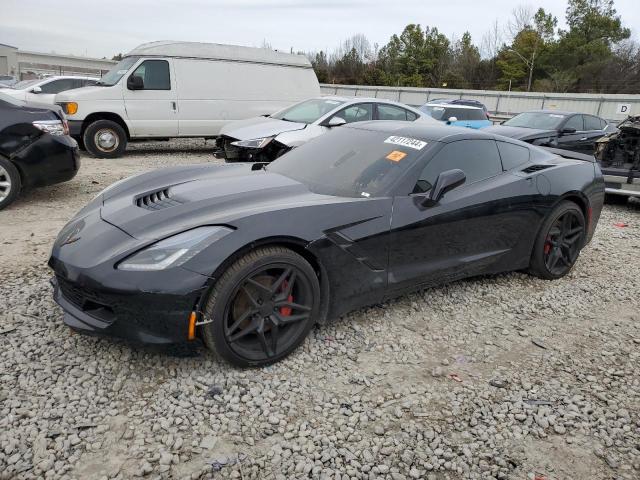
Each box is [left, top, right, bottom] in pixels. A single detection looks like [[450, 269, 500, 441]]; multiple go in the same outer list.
[[0, 156, 21, 211], [84, 120, 127, 158]]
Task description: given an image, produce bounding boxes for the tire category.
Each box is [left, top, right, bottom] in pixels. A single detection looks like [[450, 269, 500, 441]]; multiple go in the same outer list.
[[83, 120, 127, 159], [0, 156, 21, 211], [201, 246, 320, 367], [528, 201, 586, 280]]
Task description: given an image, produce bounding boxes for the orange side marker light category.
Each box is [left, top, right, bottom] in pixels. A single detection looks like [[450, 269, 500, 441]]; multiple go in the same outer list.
[[188, 312, 197, 340]]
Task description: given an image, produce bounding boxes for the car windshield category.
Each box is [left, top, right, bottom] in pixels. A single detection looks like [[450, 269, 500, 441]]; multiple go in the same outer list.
[[267, 127, 428, 197], [420, 105, 480, 121], [271, 98, 345, 124], [503, 112, 566, 129], [96, 56, 140, 86], [12, 79, 41, 90]]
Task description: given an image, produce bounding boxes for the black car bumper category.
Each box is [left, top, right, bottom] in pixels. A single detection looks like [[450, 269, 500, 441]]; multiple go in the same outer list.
[[49, 211, 211, 345], [15, 134, 80, 189]]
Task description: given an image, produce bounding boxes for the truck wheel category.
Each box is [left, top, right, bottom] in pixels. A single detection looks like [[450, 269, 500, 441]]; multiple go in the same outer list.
[[0, 156, 21, 211], [83, 120, 127, 159]]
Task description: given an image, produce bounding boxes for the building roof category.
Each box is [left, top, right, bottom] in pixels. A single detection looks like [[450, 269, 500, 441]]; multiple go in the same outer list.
[[126, 41, 312, 68]]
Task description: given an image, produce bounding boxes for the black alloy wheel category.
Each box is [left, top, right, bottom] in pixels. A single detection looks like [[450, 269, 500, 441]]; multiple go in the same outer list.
[[201, 247, 320, 367], [529, 201, 586, 279]]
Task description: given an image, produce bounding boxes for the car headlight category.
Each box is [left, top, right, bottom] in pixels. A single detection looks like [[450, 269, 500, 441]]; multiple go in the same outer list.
[[230, 137, 274, 149], [33, 120, 68, 136], [118, 226, 232, 271]]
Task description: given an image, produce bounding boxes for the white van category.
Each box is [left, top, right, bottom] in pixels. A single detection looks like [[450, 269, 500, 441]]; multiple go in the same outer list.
[[55, 41, 321, 158]]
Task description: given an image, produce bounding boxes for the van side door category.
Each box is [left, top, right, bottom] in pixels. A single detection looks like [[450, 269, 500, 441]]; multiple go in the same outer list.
[[123, 59, 178, 137]]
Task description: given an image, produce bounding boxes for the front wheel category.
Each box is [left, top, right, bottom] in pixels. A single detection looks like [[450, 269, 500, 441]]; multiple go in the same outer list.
[[83, 120, 127, 158], [529, 201, 586, 280], [201, 247, 320, 367], [0, 157, 21, 211]]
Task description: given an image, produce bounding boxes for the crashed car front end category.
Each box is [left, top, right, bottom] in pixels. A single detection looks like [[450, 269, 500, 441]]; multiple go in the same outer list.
[[214, 135, 291, 163], [595, 115, 640, 198]]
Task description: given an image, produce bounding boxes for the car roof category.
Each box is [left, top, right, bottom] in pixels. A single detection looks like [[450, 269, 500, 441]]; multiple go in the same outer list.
[[519, 109, 586, 116], [42, 75, 99, 80], [345, 120, 502, 142], [423, 103, 483, 110]]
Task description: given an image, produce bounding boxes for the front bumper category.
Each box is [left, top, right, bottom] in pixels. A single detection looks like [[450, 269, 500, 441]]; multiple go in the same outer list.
[[68, 119, 83, 137], [49, 211, 211, 344], [15, 134, 80, 189]]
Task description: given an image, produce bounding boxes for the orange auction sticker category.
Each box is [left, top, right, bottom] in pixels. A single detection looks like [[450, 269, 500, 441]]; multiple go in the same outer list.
[[386, 150, 407, 162]]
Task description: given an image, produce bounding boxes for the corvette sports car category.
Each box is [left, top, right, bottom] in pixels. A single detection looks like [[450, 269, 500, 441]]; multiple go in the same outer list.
[[49, 122, 605, 367]]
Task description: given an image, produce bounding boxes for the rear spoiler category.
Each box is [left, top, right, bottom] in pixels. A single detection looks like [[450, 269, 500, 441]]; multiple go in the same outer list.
[[541, 146, 596, 163]]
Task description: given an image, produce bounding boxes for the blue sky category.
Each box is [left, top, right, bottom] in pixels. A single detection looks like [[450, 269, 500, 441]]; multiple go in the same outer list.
[[1, 0, 638, 59]]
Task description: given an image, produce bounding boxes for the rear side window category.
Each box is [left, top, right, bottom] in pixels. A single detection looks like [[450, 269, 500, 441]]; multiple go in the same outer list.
[[584, 115, 603, 130], [414, 140, 502, 193], [496, 141, 530, 170], [406, 110, 418, 121], [40, 78, 78, 94], [131, 60, 171, 90], [466, 109, 488, 120], [378, 104, 411, 121]]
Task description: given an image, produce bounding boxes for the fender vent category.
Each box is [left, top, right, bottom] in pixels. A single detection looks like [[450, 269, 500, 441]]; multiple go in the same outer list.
[[522, 164, 554, 174], [135, 188, 183, 211]]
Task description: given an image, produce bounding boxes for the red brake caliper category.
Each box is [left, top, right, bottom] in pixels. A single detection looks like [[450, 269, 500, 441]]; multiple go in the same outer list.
[[544, 235, 551, 254], [279, 280, 293, 317]]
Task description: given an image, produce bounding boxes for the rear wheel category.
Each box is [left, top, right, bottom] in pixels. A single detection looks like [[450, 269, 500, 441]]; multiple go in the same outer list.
[[201, 247, 320, 367], [83, 120, 127, 158], [0, 157, 21, 211], [529, 201, 586, 279]]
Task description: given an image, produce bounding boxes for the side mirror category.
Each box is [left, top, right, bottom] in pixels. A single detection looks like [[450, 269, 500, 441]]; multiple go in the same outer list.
[[32, 86, 42, 94], [324, 116, 347, 128], [560, 127, 576, 135], [446, 116, 458, 124], [422, 169, 466, 206], [127, 75, 144, 90]]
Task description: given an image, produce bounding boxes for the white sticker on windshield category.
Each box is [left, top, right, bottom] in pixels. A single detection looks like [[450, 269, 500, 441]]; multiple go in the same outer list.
[[384, 136, 427, 150]]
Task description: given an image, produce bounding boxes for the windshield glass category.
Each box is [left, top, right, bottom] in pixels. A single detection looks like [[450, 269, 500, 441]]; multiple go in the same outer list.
[[12, 79, 41, 90], [271, 98, 345, 124], [503, 112, 566, 129], [268, 127, 428, 197], [97, 56, 140, 86]]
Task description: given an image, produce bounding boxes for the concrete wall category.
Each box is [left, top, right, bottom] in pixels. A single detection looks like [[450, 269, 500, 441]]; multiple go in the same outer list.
[[320, 84, 640, 122]]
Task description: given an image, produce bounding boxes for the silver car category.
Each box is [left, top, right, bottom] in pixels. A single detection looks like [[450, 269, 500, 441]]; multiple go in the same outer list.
[[215, 96, 437, 162]]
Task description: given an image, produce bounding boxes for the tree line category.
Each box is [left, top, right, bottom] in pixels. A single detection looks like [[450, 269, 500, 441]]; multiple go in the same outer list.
[[306, 0, 638, 94]]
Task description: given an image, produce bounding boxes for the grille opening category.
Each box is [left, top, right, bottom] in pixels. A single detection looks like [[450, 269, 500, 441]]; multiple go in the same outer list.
[[135, 188, 183, 211], [522, 164, 554, 174]]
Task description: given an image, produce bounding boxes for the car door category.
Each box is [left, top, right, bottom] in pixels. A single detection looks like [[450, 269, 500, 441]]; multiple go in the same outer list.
[[27, 78, 78, 104], [581, 115, 607, 154], [387, 139, 526, 297], [557, 114, 585, 152], [122, 59, 178, 137]]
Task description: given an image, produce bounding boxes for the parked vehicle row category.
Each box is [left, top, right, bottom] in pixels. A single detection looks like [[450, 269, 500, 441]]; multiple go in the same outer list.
[[49, 121, 605, 366], [0, 75, 98, 103]]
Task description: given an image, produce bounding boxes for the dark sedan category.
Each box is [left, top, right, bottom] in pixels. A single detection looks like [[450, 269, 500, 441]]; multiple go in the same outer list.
[[0, 92, 80, 210], [49, 122, 604, 367], [483, 110, 615, 155]]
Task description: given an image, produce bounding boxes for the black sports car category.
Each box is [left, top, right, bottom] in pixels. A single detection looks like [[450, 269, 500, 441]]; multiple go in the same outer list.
[[483, 110, 615, 155], [0, 92, 80, 210], [49, 122, 605, 366]]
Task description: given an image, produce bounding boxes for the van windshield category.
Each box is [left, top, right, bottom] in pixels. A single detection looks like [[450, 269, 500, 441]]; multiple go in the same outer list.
[[96, 57, 140, 86]]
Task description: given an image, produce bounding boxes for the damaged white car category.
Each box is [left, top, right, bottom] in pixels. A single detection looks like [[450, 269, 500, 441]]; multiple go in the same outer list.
[[214, 96, 435, 162]]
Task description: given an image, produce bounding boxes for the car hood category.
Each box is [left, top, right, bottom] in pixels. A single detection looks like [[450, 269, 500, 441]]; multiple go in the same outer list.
[[99, 163, 335, 241], [219, 116, 307, 140], [483, 125, 557, 140]]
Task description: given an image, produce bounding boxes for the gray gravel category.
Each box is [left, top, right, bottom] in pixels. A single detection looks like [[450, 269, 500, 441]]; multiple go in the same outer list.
[[1, 140, 639, 479]]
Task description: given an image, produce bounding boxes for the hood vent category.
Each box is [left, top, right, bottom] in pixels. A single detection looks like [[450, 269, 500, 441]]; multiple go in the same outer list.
[[522, 164, 554, 174], [135, 188, 183, 211]]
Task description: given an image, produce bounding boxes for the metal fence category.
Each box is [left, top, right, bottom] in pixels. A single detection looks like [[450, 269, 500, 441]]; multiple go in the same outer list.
[[320, 84, 639, 122]]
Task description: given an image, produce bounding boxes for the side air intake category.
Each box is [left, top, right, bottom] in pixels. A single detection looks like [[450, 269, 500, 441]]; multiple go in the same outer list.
[[135, 189, 183, 211], [522, 164, 554, 174]]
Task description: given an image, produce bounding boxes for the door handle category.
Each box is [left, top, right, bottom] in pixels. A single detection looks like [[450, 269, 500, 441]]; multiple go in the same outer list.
[[171, 101, 177, 111]]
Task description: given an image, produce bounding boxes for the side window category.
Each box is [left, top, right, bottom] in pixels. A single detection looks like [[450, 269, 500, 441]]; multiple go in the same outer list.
[[564, 115, 584, 131], [496, 141, 530, 170], [335, 103, 373, 124], [600, 118, 608, 129], [406, 110, 418, 121], [130, 60, 171, 90], [84, 79, 97, 87], [378, 104, 411, 121], [39, 79, 77, 94], [584, 115, 603, 131], [414, 140, 502, 193]]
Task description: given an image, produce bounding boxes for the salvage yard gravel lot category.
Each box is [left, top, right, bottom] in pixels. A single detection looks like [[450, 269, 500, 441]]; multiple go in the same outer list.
[[1, 139, 639, 480]]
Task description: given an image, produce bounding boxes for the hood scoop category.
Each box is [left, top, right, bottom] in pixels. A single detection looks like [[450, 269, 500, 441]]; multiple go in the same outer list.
[[135, 188, 183, 211]]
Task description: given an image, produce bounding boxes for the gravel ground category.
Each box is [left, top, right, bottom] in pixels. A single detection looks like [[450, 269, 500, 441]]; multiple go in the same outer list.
[[1, 140, 639, 480]]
